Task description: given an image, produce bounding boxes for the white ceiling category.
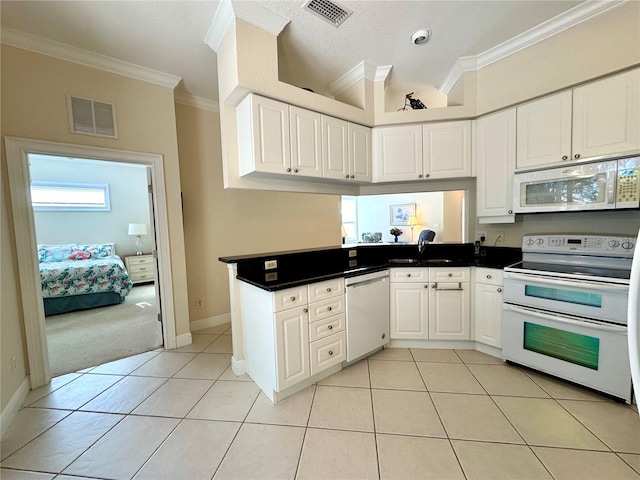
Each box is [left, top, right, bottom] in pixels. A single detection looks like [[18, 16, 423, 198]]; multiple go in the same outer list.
[[1, 0, 593, 103]]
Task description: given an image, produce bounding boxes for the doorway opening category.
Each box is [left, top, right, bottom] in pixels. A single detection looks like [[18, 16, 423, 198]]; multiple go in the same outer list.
[[29, 154, 163, 376]]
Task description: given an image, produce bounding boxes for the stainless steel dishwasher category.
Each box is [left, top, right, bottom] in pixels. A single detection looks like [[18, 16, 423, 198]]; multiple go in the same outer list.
[[345, 270, 390, 362]]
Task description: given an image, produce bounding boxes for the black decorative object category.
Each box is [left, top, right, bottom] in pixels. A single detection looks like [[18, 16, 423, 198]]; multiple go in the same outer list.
[[398, 92, 427, 111]]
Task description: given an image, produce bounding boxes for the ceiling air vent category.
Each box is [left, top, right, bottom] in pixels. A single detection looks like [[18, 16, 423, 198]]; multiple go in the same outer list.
[[303, 0, 353, 27], [67, 95, 118, 138]]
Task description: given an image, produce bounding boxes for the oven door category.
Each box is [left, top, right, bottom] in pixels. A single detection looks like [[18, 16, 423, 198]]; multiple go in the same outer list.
[[502, 304, 632, 402], [503, 272, 629, 324], [513, 160, 617, 213]]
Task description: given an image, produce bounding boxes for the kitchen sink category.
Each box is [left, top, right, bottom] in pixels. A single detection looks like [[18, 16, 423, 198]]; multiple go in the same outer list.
[[388, 258, 422, 264], [389, 258, 455, 265], [421, 259, 454, 264]]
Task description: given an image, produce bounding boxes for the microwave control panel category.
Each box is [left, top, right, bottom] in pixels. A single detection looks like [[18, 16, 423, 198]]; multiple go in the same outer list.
[[522, 234, 636, 257], [616, 158, 640, 208]]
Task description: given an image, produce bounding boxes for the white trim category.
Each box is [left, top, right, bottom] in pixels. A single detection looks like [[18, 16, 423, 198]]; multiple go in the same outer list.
[[231, 356, 247, 376], [190, 313, 231, 332], [176, 332, 193, 349], [326, 61, 377, 97], [1, 28, 181, 89], [439, 0, 625, 94], [205, 0, 235, 52], [0, 377, 31, 437], [374, 65, 393, 83], [5, 137, 178, 388], [174, 92, 220, 112]]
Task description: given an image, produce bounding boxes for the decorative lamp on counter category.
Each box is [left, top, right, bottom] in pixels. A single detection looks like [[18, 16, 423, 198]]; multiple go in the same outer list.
[[409, 216, 419, 243], [341, 225, 347, 244], [128, 223, 148, 255]]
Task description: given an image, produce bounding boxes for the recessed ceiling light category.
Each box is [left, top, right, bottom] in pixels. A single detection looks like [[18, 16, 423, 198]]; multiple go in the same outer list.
[[411, 29, 432, 45]]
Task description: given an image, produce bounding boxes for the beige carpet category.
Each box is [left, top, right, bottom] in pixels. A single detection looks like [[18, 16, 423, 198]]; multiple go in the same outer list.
[[45, 285, 163, 377]]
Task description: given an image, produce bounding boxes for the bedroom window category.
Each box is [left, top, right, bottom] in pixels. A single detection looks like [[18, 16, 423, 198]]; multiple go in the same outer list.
[[31, 181, 111, 211]]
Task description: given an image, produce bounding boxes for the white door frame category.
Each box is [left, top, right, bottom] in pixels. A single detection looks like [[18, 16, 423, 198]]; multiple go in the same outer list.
[[5, 137, 177, 388]]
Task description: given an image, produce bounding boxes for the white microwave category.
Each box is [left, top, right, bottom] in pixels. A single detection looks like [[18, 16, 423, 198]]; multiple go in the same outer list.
[[513, 157, 639, 213]]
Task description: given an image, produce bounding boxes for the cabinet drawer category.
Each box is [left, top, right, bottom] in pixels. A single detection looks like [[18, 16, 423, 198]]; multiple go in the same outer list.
[[310, 331, 346, 376], [474, 267, 503, 286], [127, 256, 154, 266], [130, 271, 154, 282], [390, 268, 428, 283], [429, 267, 470, 282], [274, 286, 308, 312], [309, 313, 345, 342], [128, 263, 154, 275], [308, 296, 345, 323], [308, 278, 345, 302]]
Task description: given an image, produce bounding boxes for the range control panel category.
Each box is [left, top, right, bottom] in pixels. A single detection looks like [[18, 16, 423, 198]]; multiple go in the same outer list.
[[522, 234, 636, 257]]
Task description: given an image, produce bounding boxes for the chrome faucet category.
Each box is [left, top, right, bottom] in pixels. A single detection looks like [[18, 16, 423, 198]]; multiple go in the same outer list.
[[417, 230, 436, 255]]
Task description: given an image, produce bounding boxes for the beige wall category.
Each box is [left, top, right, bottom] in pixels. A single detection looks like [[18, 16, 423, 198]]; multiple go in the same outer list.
[[175, 103, 341, 321], [1, 45, 190, 410]]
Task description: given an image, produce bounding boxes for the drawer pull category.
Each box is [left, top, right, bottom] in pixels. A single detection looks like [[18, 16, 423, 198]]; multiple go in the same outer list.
[[448, 273, 452, 277], [140, 267, 146, 271], [424, 284, 428, 288], [328, 325, 333, 330], [328, 351, 333, 356], [326, 287, 332, 292], [327, 306, 332, 311], [486, 274, 492, 279], [291, 296, 296, 301], [303, 308, 308, 313], [497, 288, 502, 293], [407, 273, 411, 277], [433, 282, 463, 291]]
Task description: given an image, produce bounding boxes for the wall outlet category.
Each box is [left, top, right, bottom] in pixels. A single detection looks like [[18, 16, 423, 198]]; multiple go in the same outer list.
[[348, 250, 357, 258], [196, 297, 203, 309], [496, 231, 505, 243], [11, 355, 17, 371], [264, 260, 277, 270], [475, 231, 487, 243]]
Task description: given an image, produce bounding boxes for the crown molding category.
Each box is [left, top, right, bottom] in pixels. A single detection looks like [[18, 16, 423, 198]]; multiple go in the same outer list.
[[206, 0, 290, 53], [174, 92, 220, 112], [1, 28, 182, 89], [326, 61, 378, 96], [375, 65, 393, 83], [439, 0, 625, 94]]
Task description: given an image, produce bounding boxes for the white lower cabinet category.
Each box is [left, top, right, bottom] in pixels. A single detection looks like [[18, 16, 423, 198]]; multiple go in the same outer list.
[[473, 268, 504, 348], [390, 267, 470, 340], [241, 278, 345, 402]]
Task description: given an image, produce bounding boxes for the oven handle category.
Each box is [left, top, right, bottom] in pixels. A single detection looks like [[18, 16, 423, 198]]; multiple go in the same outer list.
[[503, 272, 630, 292], [503, 303, 628, 333]]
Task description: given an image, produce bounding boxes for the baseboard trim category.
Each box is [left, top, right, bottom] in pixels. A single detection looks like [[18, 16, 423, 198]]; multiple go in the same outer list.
[[190, 313, 231, 332], [175, 332, 192, 349], [231, 356, 247, 376], [1, 376, 31, 436]]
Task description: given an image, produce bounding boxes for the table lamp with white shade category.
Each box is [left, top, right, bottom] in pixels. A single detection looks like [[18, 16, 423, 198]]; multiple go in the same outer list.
[[128, 223, 148, 255]]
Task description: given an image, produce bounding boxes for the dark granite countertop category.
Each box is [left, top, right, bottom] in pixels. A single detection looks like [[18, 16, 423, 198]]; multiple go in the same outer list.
[[220, 244, 521, 292]]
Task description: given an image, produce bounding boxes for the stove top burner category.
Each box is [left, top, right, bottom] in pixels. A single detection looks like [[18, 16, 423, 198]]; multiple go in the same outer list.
[[507, 261, 631, 283]]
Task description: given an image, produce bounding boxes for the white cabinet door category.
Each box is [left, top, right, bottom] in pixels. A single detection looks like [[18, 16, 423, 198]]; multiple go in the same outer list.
[[275, 307, 310, 391], [289, 106, 322, 178], [372, 125, 423, 182], [322, 115, 349, 180], [516, 91, 572, 169], [475, 109, 516, 222], [474, 283, 503, 348], [422, 121, 472, 179], [237, 94, 291, 176], [428, 283, 470, 340], [572, 69, 640, 161], [390, 283, 429, 339], [348, 123, 372, 182]]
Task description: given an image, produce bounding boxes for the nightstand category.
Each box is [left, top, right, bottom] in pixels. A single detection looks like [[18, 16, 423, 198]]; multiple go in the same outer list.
[[125, 254, 155, 284]]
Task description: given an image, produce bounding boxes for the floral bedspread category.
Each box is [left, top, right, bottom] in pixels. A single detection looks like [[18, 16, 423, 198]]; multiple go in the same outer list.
[[40, 256, 133, 299]]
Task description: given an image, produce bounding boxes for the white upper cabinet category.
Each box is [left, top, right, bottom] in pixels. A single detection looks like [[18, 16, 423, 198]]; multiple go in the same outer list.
[[237, 94, 291, 176], [322, 115, 349, 180], [516, 91, 572, 170], [572, 69, 640, 160], [475, 108, 516, 223], [372, 124, 423, 182], [348, 123, 372, 182], [373, 122, 471, 183], [516, 69, 640, 171], [289, 106, 323, 178], [422, 120, 472, 179]]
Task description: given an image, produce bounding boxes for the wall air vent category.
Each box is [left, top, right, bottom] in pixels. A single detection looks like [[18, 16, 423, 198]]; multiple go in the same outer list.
[[67, 95, 118, 138], [303, 0, 353, 27]]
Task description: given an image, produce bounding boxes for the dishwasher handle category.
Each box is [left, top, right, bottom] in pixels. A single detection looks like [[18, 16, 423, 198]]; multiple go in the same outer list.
[[347, 276, 389, 289]]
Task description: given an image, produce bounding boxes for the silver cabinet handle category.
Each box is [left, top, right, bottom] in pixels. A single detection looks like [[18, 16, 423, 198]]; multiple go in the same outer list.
[[328, 325, 333, 330], [303, 308, 308, 313], [448, 273, 452, 277], [431, 284, 436, 288], [407, 273, 411, 277], [350, 175, 355, 179], [326, 287, 331, 292], [418, 174, 423, 178], [574, 154, 581, 159], [508, 210, 513, 214], [290, 296, 296, 301], [425, 173, 430, 178], [486, 274, 492, 279], [345, 175, 350, 179], [424, 284, 428, 288], [497, 288, 502, 293], [286, 167, 291, 172], [294, 168, 299, 173], [328, 351, 333, 356], [562, 155, 568, 160], [327, 306, 332, 311]]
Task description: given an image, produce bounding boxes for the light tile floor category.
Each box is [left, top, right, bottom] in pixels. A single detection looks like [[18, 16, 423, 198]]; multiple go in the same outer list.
[[2, 326, 639, 480]]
